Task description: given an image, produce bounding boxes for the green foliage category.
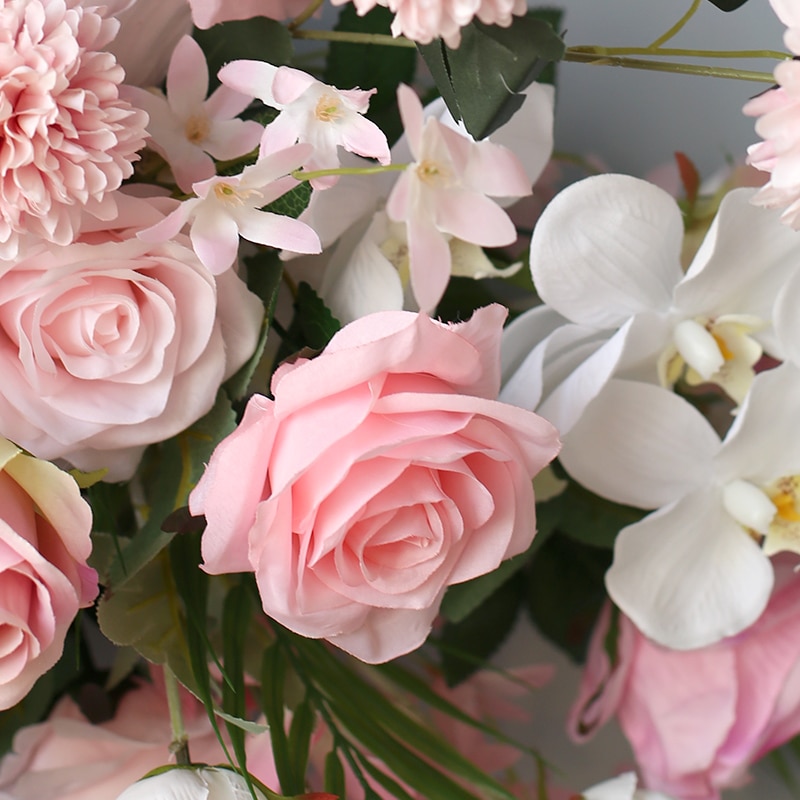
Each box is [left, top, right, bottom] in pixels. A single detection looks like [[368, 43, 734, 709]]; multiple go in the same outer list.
[[418, 12, 565, 140], [224, 250, 284, 401], [440, 573, 525, 686], [194, 20, 293, 90], [526, 533, 612, 662], [278, 282, 342, 358], [264, 182, 313, 220], [325, 5, 417, 143], [261, 644, 295, 794]]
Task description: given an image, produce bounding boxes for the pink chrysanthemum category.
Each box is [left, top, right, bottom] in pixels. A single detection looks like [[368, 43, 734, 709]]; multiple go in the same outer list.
[[332, 0, 526, 47], [744, 60, 800, 229], [0, 0, 148, 258]]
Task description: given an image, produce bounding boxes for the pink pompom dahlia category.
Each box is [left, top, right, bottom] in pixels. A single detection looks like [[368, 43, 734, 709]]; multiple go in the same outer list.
[[0, 0, 148, 258]]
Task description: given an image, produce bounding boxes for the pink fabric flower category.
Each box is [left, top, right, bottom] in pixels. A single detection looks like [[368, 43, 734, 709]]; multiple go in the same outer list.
[[188, 0, 307, 28], [219, 61, 390, 189], [330, 0, 526, 47], [0, 0, 148, 259], [386, 85, 531, 313], [0, 439, 96, 710], [190, 304, 560, 663], [107, 0, 193, 87], [0, 676, 280, 800], [743, 62, 800, 229], [139, 145, 322, 273], [569, 559, 800, 800], [124, 36, 263, 192], [0, 192, 262, 481]]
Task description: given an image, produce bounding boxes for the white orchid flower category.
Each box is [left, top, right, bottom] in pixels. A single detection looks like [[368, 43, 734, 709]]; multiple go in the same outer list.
[[115, 766, 267, 800], [501, 175, 800, 435], [559, 363, 800, 650]]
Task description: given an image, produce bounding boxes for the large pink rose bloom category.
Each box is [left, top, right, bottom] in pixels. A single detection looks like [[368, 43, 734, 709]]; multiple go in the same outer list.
[[0, 439, 96, 710], [191, 305, 560, 663], [0, 192, 262, 481], [569, 559, 800, 800], [0, 676, 280, 800], [0, 0, 148, 259]]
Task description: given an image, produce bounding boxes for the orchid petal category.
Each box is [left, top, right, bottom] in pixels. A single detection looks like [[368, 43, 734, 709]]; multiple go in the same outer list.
[[271, 65, 318, 105], [166, 35, 208, 120], [530, 174, 684, 328], [397, 84, 425, 162], [436, 189, 517, 246], [190, 205, 241, 274], [235, 207, 321, 254], [406, 216, 451, 314], [560, 379, 721, 509], [218, 59, 279, 107], [606, 488, 774, 650]]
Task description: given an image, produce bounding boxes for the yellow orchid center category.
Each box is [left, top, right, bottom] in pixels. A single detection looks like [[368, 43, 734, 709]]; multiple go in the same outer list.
[[315, 94, 343, 122], [212, 182, 263, 207], [185, 113, 210, 144]]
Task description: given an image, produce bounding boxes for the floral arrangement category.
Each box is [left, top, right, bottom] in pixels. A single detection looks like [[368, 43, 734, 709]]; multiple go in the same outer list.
[[0, 0, 794, 798]]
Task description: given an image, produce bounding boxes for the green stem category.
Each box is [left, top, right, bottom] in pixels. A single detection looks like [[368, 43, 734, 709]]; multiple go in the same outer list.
[[649, 0, 701, 48], [291, 163, 408, 182], [292, 28, 416, 47], [164, 666, 191, 765], [569, 44, 788, 61], [288, 0, 325, 30], [563, 49, 776, 83]]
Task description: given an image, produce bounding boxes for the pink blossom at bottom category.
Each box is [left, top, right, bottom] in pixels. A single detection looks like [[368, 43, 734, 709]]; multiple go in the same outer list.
[[568, 557, 800, 800], [744, 60, 800, 228]]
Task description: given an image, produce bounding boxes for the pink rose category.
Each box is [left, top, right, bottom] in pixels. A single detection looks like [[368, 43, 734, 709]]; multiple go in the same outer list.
[[0, 192, 263, 481], [0, 440, 96, 710], [0, 675, 280, 800], [191, 305, 560, 663], [568, 558, 800, 800]]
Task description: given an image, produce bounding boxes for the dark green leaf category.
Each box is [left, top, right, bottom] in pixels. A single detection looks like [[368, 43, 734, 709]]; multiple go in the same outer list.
[[261, 645, 293, 794], [526, 533, 612, 662], [264, 182, 312, 220], [287, 698, 315, 792], [557, 480, 646, 549], [194, 21, 293, 90], [418, 12, 565, 139], [290, 282, 342, 352], [440, 572, 524, 686], [224, 250, 284, 401], [325, 5, 417, 143], [704, 0, 750, 9], [324, 751, 347, 798]]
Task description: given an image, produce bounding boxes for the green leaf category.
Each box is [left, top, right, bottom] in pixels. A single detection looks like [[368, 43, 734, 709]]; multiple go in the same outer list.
[[440, 572, 524, 686], [289, 282, 342, 353], [418, 12, 565, 139], [557, 480, 646, 550], [194, 21, 293, 90], [704, 0, 750, 9], [106, 391, 236, 590], [224, 251, 283, 401], [264, 182, 313, 220], [325, 5, 417, 143], [525, 533, 612, 662], [324, 751, 347, 798], [287, 698, 315, 792], [293, 638, 516, 800], [261, 644, 293, 795]]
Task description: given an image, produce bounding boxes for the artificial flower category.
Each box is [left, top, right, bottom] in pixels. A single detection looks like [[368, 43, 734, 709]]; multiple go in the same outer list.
[[190, 305, 560, 663], [0, 0, 148, 259], [0, 677, 279, 800], [107, 0, 193, 87], [0, 440, 96, 711], [0, 192, 262, 480], [500, 176, 800, 435], [187, 0, 308, 28], [219, 61, 390, 188], [123, 36, 263, 192], [139, 145, 321, 273], [571, 569, 800, 800], [383, 85, 530, 312], [579, 772, 674, 800], [329, 0, 526, 48], [556, 362, 800, 650], [115, 767, 269, 800]]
